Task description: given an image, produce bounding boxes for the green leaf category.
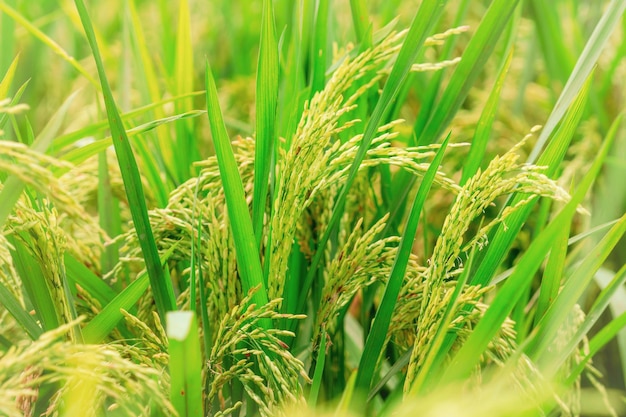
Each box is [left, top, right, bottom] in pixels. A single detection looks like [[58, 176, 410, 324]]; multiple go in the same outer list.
[[460, 49, 513, 185], [352, 134, 450, 405], [253, 0, 279, 249], [205, 60, 270, 328], [168, 311, 203, 417], [0, 279, 42, 340], [417, 0, 520, 146], [309, 0, 330, 97], [73, 0, 177, 320]]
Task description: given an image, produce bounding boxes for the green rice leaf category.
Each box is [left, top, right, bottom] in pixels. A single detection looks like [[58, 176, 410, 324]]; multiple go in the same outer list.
[[205, 59, 270, 328], [73, 0, 177, 320], [309, 0, 330, 97], [253, 0, 279, 248], [416, 0, 520, 146], [168, 311, 203, 417], [460, 49, 513, 185], [59, 110, 205, 167], [308, 329, 327, 407], [349, 0, 371, 45], [0, 279, 42, 340], [352, 134, 450, 404]]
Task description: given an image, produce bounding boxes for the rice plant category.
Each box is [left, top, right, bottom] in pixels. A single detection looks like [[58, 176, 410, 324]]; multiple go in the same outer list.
[[0, 0, 625, 416]]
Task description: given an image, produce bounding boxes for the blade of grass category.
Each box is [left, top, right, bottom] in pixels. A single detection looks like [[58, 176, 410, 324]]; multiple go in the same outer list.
[[417, 0, 520, 147], [205, 59, 270, 328], [410, 0, 470, 141], [52, 92, 204, 150], [59, 110, 205, 167], [63, 253, 118, 308], [253, 0, 279, 249], [127, 0, 176, 180], [297, 0, 449, 318], [80, 243, 177, 343], [73, 0, 177, 320], [167, 311, 203, 417], [172, 0, 197, 183], [6, 235, 52, 336], [351, 134, 450, 406]]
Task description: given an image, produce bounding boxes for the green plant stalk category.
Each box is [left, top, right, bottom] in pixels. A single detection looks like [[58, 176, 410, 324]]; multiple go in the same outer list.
[[533, 220, 570, 327]]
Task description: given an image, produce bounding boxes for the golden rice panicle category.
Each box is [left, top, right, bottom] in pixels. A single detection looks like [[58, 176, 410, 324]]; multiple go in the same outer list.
[[404, 128, 574, 390], [267, 32, 404, 300], [207, 287, 308, 417], [0, 320, 175, 417]]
